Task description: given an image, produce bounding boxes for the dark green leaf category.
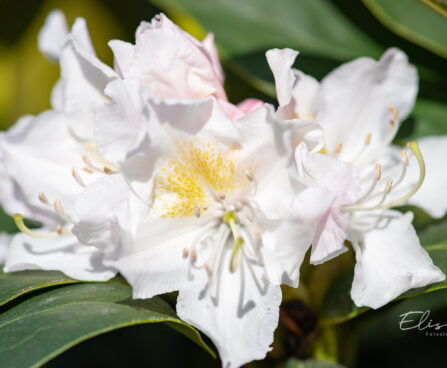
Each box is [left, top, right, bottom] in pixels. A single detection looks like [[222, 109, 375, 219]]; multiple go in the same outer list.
[[363, 0, 447, 59], [0, 268, 78, 307], [154, 0, 382, 60], [408, 99, 447, 139], [0, 282, 215, 367], [277, 358, 346, 368]]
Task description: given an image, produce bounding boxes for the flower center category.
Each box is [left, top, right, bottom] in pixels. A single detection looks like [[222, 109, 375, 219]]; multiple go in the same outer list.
[[152, 139, 251, 218]]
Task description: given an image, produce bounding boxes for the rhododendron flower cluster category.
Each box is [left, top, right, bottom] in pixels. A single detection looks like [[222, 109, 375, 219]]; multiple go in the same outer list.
[[0, 10, 446, 368]]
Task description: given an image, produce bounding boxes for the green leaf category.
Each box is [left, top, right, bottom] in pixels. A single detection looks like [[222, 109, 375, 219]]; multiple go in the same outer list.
[[408, 99, 447, 139], [320, 242, 447, 326], [0, 268, 79, 307], [362, 0, 447, 59], [154, 0, 382, 60], [0, 282, 215, 367], [277, 358, 346, 368]]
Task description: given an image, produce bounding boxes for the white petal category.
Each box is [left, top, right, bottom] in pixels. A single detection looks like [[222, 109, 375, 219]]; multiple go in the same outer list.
[[177, 252, 281, 368], [72, 174, 141, 253], [1, 111, 86, 221], [109, 217, 200, 299], [406, 136, 447, 218], [4, 232, 116, 281], [58, 18, 116, 141], [38, 10, 69, 62], [109, 39, 135, 78], [318, 48, 418, 160], [95, 79, 149, 163], [266, 48, 299, 106], [350, 211, 445, 309]]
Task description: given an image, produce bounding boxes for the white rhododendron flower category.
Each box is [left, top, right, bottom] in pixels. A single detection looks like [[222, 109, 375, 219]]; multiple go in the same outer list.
[[71, 77, 323, 367], [0, 11, 117, 280], [266, 47, 445, 309]]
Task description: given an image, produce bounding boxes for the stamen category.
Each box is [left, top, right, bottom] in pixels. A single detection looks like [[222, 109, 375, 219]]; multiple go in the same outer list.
[[389, 120, 396, 131], [356, 163, 381, 203], [82, 154, 99, 171], [344, 179, 392, 211], [193, 205, 201, 218], [83, 167, 94, 174], [191, 248, 197, 264], [389, 106, 399, 121], [219, 193, 226, 201], [375, 163, 382, 181], [71, 168, 86, 187], [13, 214, 68, 238], [352, 133, 373, 163], [336, 141, 343, 154], [230, 236, 243, 273], [38, 192, 49, 204], [182, 248, 189, 259], [392, 149, 409, 188], [377, 141, 425, 209], [103, 167, 115, 175], [54, 199, 73, 223], [205, 262, 213, 277]]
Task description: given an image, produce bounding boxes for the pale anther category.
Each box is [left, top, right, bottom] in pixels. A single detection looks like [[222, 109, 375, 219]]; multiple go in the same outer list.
[[193, 205, 201, 218], [365, 133, 372, 146], [38, 192, 49, 204], [191, 248, 197, 264], [205, 262, 213, 277], [389, 106, 399, 121], [336, 141, 343, 154], [182, 248, 189, 259], [72, 168, 86, 187], [56, 225, 63, 235], [386, 179, 393, 194], [375, 163, 382, 181], [401, 149, 409, 166]]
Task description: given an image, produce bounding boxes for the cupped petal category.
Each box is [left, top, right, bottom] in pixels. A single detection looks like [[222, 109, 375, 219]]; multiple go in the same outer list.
[[350, 211, 445, 309], [406, 136, 447, 218], [4, 232, 116, 281], [317, 48, 418, 161], [177, 250, 281, 368], [38, 9, 69, 62], [262, 186, 336, 287], [115, 14, 225, 100]]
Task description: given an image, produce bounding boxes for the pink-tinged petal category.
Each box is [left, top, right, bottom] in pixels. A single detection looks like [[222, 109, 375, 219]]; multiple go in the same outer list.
[[113, 13, 226, 101], [202, 33, 224, 83], [295, 143, 360, 265], [262, 186, 336, 287], [350, 211, 445, 309]]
